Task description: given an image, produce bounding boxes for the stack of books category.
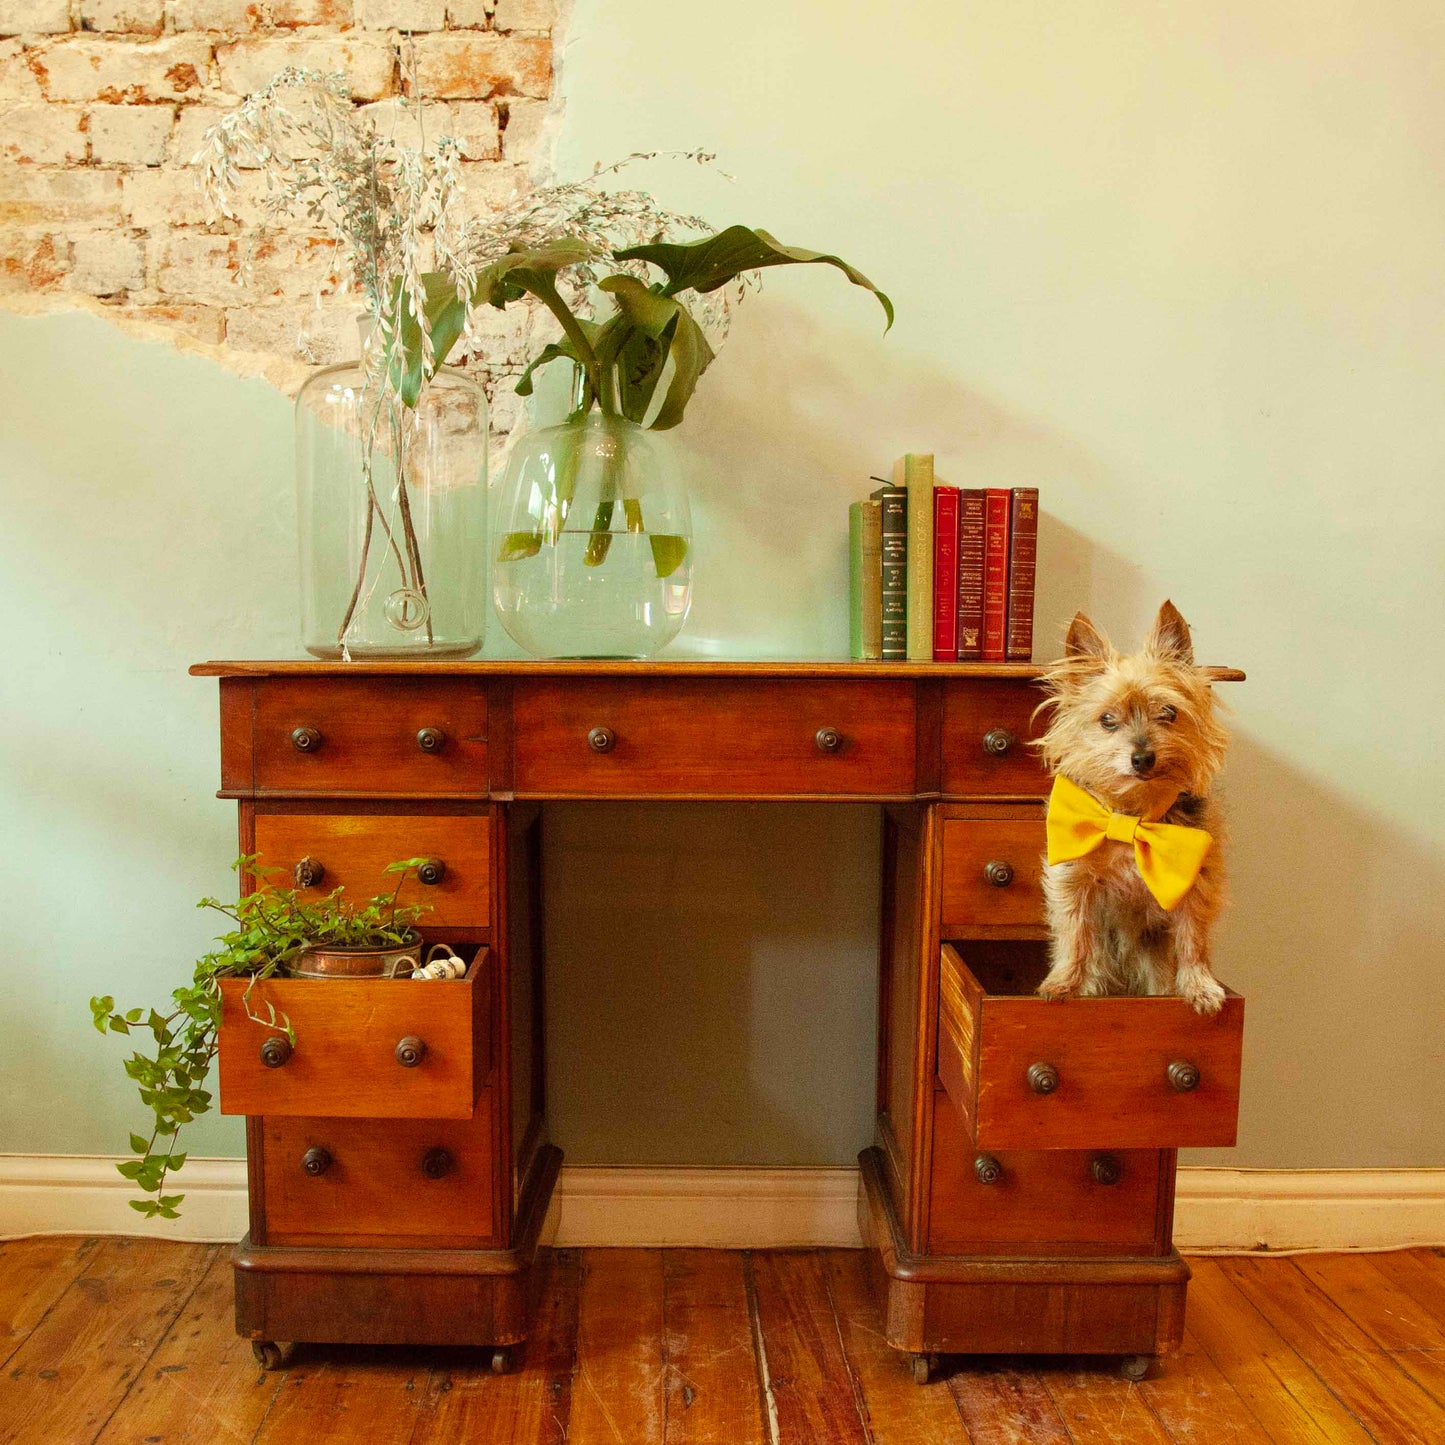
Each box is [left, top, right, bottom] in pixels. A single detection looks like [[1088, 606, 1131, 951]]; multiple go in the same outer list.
[[849, 454, 1039, 662]]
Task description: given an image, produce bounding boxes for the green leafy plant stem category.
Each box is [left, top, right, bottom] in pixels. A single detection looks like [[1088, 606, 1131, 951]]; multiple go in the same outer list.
[[92, 857, 433, 1219]]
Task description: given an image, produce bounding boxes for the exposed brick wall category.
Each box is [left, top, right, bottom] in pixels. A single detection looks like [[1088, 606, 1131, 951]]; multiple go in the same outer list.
[[0, 0, 556, 408]]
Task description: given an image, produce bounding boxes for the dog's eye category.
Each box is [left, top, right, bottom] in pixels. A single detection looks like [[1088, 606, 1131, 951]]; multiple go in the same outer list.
[[1158, 705, 1178, 724], [1099, 713, 1119, 732]]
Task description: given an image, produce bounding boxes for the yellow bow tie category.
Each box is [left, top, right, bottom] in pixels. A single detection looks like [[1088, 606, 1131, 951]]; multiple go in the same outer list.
[[1045, 774, 1212, 911]]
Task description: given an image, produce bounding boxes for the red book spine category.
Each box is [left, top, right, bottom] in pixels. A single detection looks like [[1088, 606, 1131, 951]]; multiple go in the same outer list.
[[982, 489, 1012, 661], [956, 489, 986, 660], [932, 486, 960, 660], [1005, 487, 1039, 662]]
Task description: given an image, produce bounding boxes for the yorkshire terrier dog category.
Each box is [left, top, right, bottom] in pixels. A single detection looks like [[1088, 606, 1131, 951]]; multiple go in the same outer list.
[[1035, 601, 1229, 1015]]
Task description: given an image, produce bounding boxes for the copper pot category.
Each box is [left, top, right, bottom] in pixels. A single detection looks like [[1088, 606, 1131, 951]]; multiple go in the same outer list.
[[287, 936, 421, 980]]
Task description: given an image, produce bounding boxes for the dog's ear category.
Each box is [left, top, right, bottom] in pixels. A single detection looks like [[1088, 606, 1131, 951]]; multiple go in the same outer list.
[[1146, 600, 1194, 665], [1064, 612, 1110, 665]]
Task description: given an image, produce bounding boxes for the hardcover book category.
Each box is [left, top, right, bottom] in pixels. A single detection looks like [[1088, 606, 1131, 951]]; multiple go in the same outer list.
[[932, 485, 960, 660], [849, 497, 883, 661], [1005, 487, 1039, 662], [892, 453, 936, 662], [982, 488, 1012, 661], [956, 488, 986, 661], [870, 481, 907, 660]]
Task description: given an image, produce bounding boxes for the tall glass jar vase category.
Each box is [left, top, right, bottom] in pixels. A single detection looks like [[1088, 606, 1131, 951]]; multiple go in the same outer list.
[[295, 361, 488, 659], [491, 409, 693, 658]]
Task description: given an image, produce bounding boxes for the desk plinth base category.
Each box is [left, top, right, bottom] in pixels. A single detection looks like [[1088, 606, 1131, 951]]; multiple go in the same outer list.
[[234, 1143, 561, 1366], [858, 1148, 1189, 1378]]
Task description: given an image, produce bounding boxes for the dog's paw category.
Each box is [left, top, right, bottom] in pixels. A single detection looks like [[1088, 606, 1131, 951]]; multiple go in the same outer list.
[[1037, 975, 1079, 1003], [1179, 973, 1226, 1016]]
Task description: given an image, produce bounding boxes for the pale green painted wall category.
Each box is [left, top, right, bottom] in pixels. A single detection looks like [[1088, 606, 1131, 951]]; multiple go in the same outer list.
[[3, 0, 1444, 1172]]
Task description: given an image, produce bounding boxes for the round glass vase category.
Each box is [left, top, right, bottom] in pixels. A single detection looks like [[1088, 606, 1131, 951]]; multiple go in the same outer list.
[[491, 410, 693, 658], [295, 361, 487, 660]]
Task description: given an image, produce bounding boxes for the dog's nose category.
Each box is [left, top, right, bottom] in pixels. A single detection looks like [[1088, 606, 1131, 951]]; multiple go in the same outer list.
[[1131, 748, 1156, 775]]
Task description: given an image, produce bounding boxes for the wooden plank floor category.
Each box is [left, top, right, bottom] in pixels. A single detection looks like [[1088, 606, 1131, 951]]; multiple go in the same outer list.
[[2, 1241, 1443, 1443]]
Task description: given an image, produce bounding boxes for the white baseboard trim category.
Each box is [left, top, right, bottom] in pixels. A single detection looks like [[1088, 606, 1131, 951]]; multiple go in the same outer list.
[[3, 1155, 1442, 1254]]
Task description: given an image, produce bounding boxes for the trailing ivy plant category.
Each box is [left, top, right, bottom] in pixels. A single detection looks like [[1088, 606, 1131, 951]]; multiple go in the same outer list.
[[91, 857, 430, 1219]]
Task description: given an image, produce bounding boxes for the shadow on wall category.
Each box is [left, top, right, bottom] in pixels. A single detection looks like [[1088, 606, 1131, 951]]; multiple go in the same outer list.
[[1192, 729, 1445, 1168], [665, 296, 1124, 657]]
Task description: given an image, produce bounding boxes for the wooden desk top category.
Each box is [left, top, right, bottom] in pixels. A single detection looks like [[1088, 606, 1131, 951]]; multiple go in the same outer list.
[[192, 660, 1246, 681]]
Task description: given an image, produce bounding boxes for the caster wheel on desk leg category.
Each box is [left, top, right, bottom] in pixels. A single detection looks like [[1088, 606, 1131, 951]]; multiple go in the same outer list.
[[910, 1353, 936, 1385], [491, 1347, 513, 1375], [252, 1341, 296, 1371], [1120, 1354, 1152, 1382]]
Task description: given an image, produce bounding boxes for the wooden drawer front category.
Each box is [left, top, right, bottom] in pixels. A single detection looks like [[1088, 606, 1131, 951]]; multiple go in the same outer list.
[[940, 680, 1050, 796], [253, 812, 490, 929], [251, 678, 487, 795], [261, 1108, 496, 1248], [219, 951, 489, 1119], [940, 817, 1045, 930], [938, 944, 1243, 1150], [928, 1097, 1163, 1255], [512, 679, 916, 796]]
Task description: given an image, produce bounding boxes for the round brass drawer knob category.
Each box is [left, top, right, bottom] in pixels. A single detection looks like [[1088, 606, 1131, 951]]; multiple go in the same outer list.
[[293, 856, 324, 889], [1027, 1061, 1060, 1095], [1091, 1154, 1123, 1186], [588, 726, 616, 754], [302, 1147, 332, 1177], [982, 728, 1015, 757], [1168, 1060, 1201, 1093], [416, 858, 446, 887], [290, 725, 323, 753], [421, 1147, 454, 1180], [815, 727, 844, 754], [983, 859, 1014, 888], [259, 1036, 291, 1069], [974, 1154, 1004, 1185], [395, 1036, 427, 1068], [417, 727, 446, 753]]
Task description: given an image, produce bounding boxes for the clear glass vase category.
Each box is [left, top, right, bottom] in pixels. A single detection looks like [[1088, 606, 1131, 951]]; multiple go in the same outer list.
[[491, 410, 693, 658], [295, 360, 487, 659]]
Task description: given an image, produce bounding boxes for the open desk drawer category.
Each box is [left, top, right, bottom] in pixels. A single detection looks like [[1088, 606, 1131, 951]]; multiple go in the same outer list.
[[938, 942, 1243, 1150], [218, 949, 489, 1120]]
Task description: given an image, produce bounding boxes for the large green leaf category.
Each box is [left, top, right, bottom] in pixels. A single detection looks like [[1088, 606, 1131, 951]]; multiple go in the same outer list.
[[472, 237, 594, 310], [615, 225, 893, 329], [595, 275, 717, 430], [597, 275, 681, 425], [615, 326, 668, 425], [597, 274, 681, 335], [388, 239, 596, 408], [649, 304, 715, 431]]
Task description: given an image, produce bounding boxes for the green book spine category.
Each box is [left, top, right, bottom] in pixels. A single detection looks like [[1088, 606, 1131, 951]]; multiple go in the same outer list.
[[896, 453, 936, 661], [871, 484, 906, 659], [849, 501, 865, 661], [860, 497, 883, 660]]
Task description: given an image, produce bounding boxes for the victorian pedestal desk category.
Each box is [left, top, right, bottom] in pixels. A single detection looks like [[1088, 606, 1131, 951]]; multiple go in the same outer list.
[[192, 659, 1245, 1379]]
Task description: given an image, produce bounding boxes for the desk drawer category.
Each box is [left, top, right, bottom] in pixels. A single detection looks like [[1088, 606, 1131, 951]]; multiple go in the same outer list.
[[940, 680, 1050, 796], [252, 811, 490, 929], [938, 943, 1243, 1150], [940, 815, 1045, 930], [512, 679, 916, 796], [250, 678, 487, 795], [219, 951, 489, 1119], [261, 1109, 497, 1248], [928, 1096, 1164, 1255]]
